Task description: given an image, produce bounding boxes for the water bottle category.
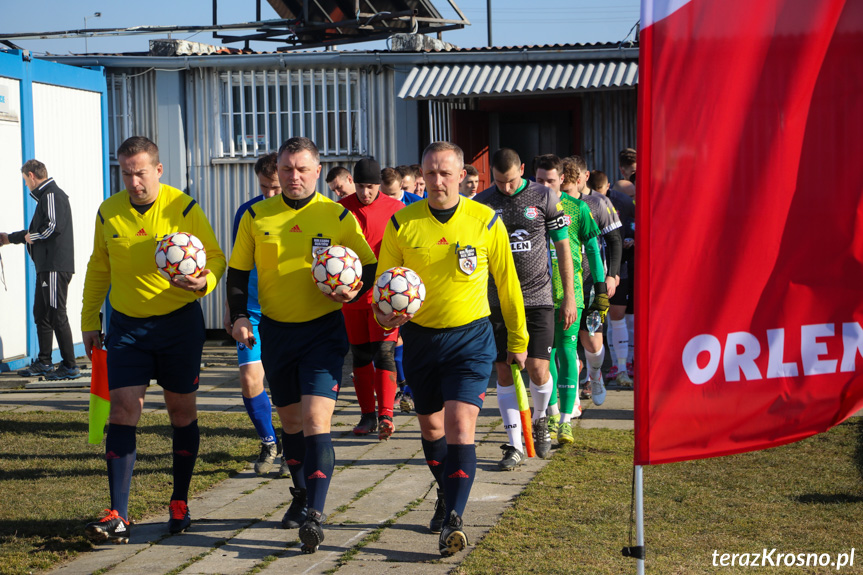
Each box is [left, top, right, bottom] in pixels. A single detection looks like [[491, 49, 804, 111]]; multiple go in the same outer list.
[[586, 310, 602, 336], [585, 285, 602, 336]]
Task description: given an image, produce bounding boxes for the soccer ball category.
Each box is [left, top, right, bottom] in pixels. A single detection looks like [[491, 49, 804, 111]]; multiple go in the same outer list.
[[374, 267, 425, 315], [311, 245, 363, 295], [155, 232, 207, 281]]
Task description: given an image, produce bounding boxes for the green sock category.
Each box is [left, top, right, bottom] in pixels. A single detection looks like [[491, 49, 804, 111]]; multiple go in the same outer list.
[[557, 345, 580, 415]]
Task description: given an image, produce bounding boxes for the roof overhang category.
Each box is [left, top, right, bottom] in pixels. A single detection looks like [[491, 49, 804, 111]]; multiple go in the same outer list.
[[398, 59, 638, 100]]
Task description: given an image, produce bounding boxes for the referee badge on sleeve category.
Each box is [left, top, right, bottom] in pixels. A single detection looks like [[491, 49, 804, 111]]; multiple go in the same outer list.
[[457, 246, 477, 275], [312, 235, 332, 258]]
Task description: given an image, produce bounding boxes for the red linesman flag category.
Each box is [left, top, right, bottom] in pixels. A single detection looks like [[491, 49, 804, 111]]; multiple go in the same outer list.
[[635, 0, 863, 465]]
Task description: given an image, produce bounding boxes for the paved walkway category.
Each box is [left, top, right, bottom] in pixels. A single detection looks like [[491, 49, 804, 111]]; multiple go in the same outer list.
[[0, 343, 633, 575]]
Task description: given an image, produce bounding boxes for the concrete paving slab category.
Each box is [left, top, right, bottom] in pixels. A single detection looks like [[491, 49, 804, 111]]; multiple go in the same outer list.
[[39, 347, 633, 575], [179, 520, 291, 575], [49, 521, 168, 575], [105, 519, 253, 575], [334, 561, 452, 575], [259, 523, 372, 574]]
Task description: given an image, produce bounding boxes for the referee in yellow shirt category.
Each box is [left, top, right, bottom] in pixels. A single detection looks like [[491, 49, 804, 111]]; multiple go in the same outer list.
[[82, 136, 226, 544], [375, 142, 528, 557], [226, 137, 376, 554]]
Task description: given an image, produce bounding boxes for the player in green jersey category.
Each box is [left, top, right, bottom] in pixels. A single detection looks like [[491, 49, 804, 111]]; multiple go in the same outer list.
[[535, 154, 607, 446]]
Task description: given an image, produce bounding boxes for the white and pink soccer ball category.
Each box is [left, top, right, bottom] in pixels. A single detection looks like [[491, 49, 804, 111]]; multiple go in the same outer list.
[[311, 245, 363, 295], [374, 267, 425, 316], [155, 232, 207, 281]]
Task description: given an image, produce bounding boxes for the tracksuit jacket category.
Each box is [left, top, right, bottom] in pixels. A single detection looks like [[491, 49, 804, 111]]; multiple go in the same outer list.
[[8, 178, 75, 273]]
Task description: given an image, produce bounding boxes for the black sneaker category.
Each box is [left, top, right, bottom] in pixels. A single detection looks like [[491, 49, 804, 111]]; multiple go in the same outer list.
[[497, 444, 525, 471], [254, 440, 280, 475], [378, 415, 394, 441], [533, 417, 552, 459], [17, 361, 54, 377], [428, 488, 446, 534], [168, 500, 191, 534], [85, 509, 130, 544], [298, 508, 325, 554], [438, 511, 468, 557], [45, 364, 82, 381], [281, 487, 308, 529], [352, 412, 377, 435]]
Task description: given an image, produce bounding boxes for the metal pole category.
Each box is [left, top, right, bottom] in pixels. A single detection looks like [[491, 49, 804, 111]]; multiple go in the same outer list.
[[486, 0, 492, 47], [635, 465, 645, 575], [84, 12, 101, 54]]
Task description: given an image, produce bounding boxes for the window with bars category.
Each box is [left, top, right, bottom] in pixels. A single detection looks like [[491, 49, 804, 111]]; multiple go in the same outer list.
[[106, 74, 133, 159], [219, 69, 366, 158]]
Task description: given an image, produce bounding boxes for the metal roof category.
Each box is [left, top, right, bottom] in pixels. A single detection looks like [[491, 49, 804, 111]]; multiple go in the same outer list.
[[398, 59, 638, 100]]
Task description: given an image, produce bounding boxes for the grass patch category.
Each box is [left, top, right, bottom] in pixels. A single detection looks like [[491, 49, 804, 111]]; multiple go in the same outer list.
[[0, 411, 260, 575], [459, 421, 863, 574]]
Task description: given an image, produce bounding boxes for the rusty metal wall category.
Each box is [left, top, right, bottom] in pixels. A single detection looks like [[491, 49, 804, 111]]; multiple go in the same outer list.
[[581, 88, 638, 179]]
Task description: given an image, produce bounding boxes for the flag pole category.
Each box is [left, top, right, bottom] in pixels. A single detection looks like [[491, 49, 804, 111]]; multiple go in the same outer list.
[[635, 464, 645, 575]]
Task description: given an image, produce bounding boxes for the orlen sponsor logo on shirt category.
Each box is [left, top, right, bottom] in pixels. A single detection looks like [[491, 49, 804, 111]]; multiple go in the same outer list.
[[682, 322, 863, 384], [510, 229, 531, 252]]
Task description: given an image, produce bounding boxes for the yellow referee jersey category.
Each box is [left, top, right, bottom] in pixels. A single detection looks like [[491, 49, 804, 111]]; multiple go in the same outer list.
[[81, 184, 226, 331], [229, 192, 377, 323], [377, 199, 528, 353]]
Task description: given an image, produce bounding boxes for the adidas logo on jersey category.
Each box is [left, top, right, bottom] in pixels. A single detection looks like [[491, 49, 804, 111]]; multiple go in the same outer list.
[[448, 469, 470, 479], [308, 470, 328, 479], [290, 225, 302, 232], [136, 228, 147, 236], [436, 237, 449, 245]]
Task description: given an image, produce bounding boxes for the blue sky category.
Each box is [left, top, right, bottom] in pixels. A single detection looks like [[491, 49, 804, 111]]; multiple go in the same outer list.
[[1, 0, 640, 55]]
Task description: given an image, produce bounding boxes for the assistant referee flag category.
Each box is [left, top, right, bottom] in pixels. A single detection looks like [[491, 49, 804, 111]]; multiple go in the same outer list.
[[88, 347, 110, 444]]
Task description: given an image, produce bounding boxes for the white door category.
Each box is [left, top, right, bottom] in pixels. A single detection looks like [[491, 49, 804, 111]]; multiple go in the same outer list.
[[31, 82, 104, 343], [0, 77, 28, 361]]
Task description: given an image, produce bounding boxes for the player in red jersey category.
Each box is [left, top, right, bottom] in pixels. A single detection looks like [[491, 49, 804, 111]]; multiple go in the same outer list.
[[339, 158, 406, 440]]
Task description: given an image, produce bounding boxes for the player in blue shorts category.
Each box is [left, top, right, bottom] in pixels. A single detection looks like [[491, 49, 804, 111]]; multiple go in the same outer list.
[[227, 137, 377, 554], [375, 142, 528, 557], [82, 137, 226, 543], [223, 153, 282, 475]]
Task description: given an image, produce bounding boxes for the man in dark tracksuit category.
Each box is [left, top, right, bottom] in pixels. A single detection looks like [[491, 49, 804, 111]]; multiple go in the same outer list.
[[0, 160, 79, 379]]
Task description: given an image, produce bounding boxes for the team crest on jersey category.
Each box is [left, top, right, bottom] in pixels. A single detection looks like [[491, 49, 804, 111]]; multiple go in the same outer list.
[[510, 229, 532, 252], [524, 206, 538, 220], [457, 246, 477, 275], [563, 214, 572, 226], [311, 235, 332, 258]]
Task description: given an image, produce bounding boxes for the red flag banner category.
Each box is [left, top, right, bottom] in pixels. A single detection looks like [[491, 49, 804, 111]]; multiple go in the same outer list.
[[635, 0, 863, 465]]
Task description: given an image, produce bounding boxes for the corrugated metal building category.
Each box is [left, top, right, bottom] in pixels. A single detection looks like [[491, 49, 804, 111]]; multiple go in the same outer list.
[[48, 39, 637, 329]]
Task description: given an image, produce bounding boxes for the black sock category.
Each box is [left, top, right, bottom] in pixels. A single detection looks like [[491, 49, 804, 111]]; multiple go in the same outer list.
[[421, 436, 448, 490], [443, 444, 476, 518], [282, 429, 306, 490], [106, 423, 136, 520], [304, 433, 334, 513], [171, 419, 199, 502]]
